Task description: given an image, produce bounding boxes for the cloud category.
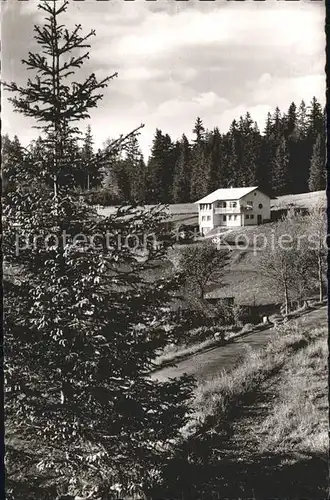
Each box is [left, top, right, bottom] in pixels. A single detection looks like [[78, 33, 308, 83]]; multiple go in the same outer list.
[[251, 73, 325, 107], [1, 0, 325, 160]]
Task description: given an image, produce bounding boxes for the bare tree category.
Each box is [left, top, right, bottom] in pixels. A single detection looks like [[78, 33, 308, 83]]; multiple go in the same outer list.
[[178, 243, 229, 302], [259, 208, 326, 315], [259, 217, 300, 315], [304, 202, 327, 302]]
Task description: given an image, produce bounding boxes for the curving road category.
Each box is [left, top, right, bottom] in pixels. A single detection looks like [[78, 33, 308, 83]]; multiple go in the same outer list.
[[151, 306, 327, 383]]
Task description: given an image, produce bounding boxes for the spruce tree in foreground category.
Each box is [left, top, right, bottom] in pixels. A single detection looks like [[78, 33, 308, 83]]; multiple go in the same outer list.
[[4, 2, 194, 498]]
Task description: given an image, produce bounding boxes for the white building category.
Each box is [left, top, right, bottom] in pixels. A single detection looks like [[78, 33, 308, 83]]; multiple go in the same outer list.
[[195, 186, 271, 235]]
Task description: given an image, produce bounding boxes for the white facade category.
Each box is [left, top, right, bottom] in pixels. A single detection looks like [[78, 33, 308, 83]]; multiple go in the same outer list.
[[196, 187, 271, 235]]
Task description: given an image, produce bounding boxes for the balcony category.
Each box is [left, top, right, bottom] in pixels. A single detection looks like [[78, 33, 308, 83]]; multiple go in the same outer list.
[[214, 206, 240, 214]]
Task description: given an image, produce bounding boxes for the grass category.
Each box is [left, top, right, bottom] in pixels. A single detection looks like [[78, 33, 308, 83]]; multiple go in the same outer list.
[[258, 336, 328, 458], [271, 190, 326, 209], [162, 311, 328, 499], [193, 318, 326, 420]]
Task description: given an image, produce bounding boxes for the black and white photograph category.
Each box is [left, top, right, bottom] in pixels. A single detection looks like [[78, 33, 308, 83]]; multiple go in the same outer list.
[[2, 0, 327, 498]]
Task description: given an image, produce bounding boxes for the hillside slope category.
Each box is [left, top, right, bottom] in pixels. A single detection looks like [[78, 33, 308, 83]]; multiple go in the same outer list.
[[157, 306, 328, 499]]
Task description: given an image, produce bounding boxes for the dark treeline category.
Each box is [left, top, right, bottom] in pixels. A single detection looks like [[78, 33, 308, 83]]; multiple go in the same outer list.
[[144, 97, 325, 203], [3, 97, 325, 204]]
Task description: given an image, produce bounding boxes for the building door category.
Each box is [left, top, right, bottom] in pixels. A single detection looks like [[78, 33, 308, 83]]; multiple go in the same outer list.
[[257, 214, 262, 225]]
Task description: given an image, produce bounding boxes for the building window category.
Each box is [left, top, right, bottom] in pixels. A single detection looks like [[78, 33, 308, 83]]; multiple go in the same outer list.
[[247, 200, 253, 207], [230, 201, 237, 208], [207, 215, 211, 221], [234, 215, 237, 220], [250, 214, 254, 219], [258, 203, 263, 209], [246, 214, 250, 220], [202, 216, 206, 221], [223, 215, 227, 221]]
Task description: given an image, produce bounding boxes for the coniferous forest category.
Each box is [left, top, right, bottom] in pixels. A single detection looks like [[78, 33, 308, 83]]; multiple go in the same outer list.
[[3, 97, 325, 205]]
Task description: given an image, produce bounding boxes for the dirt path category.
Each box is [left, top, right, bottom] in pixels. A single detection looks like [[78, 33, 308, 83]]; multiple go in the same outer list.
[[157, 305, 328, 499], [151, 306, 327, 383]]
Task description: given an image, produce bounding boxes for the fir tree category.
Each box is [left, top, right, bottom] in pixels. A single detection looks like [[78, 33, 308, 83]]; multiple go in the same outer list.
[[271, 106, 283, 139], [237, 113, 260, 186], [297, 100, 308, 138], [271, 136, 290, 195], [307, 97, 324, 139], [305, 98, 324, 193], [80, 125, 100, 190], [2, 134, 24, 194], [192, 116, 205, 143], [146, 130, 175, 203], [284, 102, 299, 193], [284, 102, 298, 139], [190, 118, 210, 200], [124, 134, 146, 203], [224, 120, 239, 186], [100, 137, 124, 201], [172, 134, 191, 203], [4, 2, 194, 498], [308, 134, 325, 192], [264, 112, 273, 136], [258, 131, 273, 193]]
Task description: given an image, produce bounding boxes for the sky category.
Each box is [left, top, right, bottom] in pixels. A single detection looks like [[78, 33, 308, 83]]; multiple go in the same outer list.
[[1, 0, 326, 159]]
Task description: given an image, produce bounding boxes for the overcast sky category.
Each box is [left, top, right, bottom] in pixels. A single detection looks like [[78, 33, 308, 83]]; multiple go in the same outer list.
[[2, 0, 325, 159]]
